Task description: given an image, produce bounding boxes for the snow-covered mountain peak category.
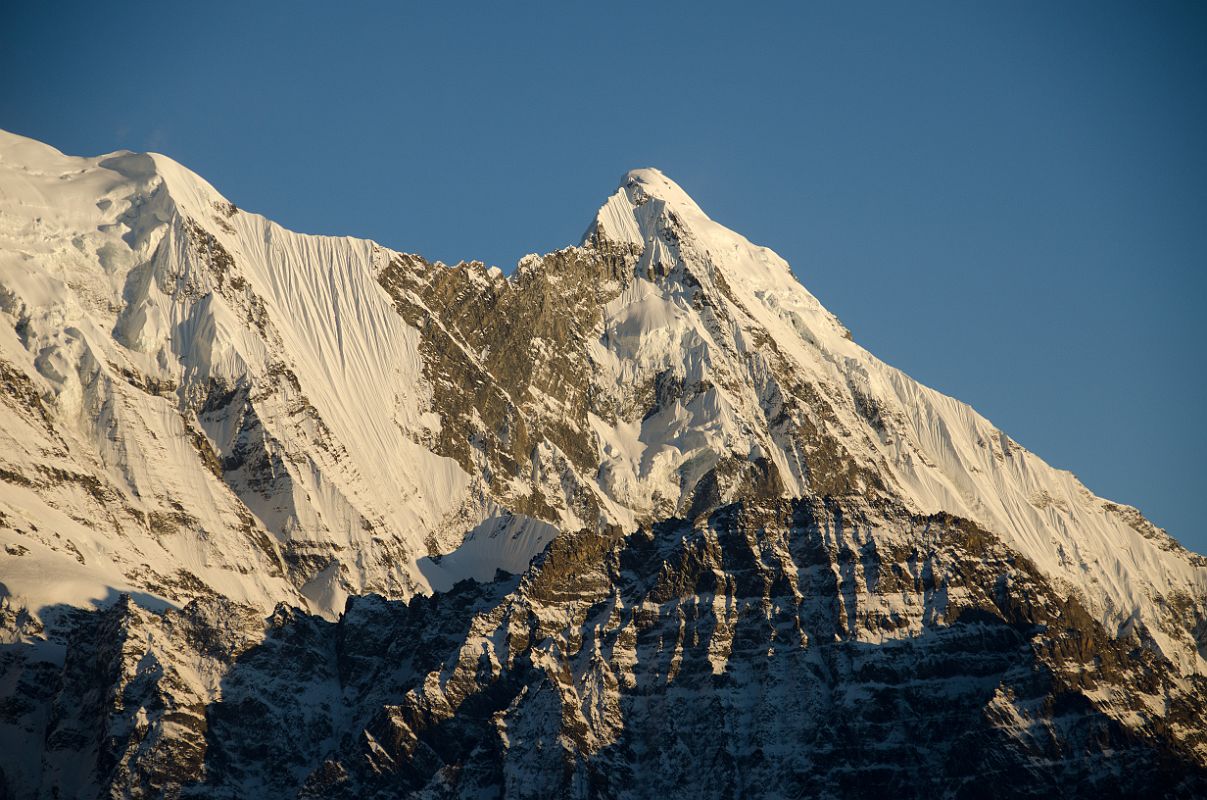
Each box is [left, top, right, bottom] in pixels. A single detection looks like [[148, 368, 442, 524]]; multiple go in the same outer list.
[[0, 129, 203, 210], [620, 167, 706, 215], [4, 133, 1207, 795], [1, 131, 1203, 664], [587, 167, 847, 345], [589, 167, 720, 246], [577, 162, 1207, 675], [586, 167, 711, 249]]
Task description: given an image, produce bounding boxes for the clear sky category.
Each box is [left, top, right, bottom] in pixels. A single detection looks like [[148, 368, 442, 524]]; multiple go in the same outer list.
[[3, 1, 1204, 550]]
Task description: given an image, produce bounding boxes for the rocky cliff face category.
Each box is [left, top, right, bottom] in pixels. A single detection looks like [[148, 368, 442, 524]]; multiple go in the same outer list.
[[7, 500, 1205, 799], [1, 131, 1205, 797]]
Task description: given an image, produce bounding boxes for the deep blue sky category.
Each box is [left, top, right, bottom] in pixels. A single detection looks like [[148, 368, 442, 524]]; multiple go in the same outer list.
[[3, 2, 1204, 550]]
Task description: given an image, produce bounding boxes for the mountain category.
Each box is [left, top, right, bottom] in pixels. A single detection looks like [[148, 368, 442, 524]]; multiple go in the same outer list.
[[0, 130, 1204, 798]]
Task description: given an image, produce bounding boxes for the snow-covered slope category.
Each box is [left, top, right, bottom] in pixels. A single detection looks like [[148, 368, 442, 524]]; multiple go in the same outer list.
[[0, 131, 481, 618]]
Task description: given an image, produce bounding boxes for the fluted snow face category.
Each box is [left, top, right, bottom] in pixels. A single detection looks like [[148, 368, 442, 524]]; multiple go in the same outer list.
[[0, 131, 478, 618]]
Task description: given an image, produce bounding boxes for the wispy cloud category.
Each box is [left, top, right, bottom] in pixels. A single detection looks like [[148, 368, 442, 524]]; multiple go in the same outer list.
[[144, 126, 168, 151]]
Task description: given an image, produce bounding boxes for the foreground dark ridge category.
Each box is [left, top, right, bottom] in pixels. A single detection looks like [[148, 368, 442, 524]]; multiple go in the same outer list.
[[11, 499, 1207, 798]]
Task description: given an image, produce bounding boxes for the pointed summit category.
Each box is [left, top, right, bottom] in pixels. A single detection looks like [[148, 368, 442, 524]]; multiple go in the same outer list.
[[585, 167, 707, 248], [619, 168, 708, 216], [583, 166, 844, 344]]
